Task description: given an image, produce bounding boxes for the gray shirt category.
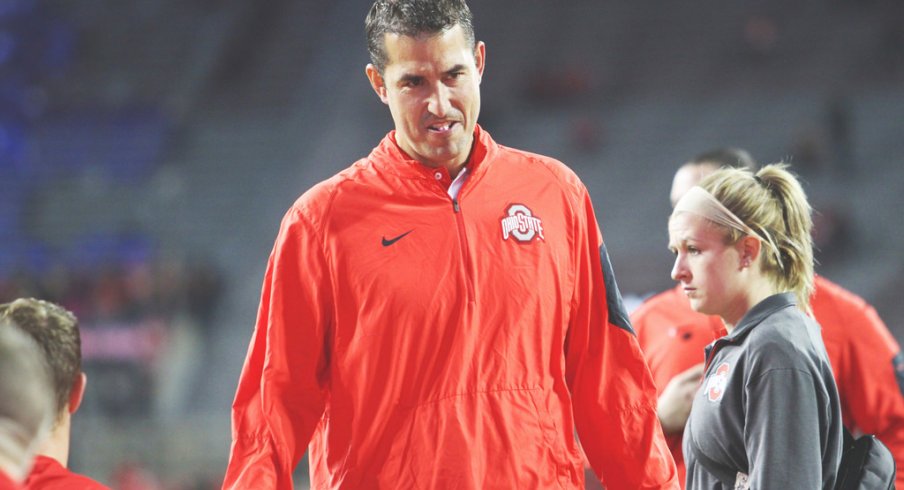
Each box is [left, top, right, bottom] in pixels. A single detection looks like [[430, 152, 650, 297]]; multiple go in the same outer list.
[[683, 293, 843, 489]]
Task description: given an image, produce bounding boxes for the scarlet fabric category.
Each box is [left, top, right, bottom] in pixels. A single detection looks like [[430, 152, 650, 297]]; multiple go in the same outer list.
[[223, 126, 677, 489], [632, 275, 904, 488], [23, 456, 109, 490], [0, 470, 19, 490], [813, 276, 904, 488]]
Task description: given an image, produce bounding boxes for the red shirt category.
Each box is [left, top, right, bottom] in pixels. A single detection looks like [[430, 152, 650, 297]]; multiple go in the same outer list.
[[223, 127, 677, 489], [24, 456, 109, 490], [812, 276, 904, 488], [0, 470, 20, 490], [632, 275, 904, 488]]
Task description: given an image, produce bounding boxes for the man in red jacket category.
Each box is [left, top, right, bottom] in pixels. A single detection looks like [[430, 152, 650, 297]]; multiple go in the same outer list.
[[222, 1, 677, 488], [632, 148, 904, 487], [0, 299, 110, 490], [0, 320, 55, 490]]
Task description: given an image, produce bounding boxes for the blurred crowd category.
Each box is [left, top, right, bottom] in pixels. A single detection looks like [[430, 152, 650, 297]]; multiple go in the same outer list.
[[0, 249, 225, 489], [0, 250, 223, 419]]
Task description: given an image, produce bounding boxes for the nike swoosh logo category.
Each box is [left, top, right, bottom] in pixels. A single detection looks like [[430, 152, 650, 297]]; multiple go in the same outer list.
[[382, 230, 413, 247]]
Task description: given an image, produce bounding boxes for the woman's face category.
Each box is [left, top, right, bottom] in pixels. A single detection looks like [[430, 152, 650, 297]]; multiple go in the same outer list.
[[668, 212, 746, 321]]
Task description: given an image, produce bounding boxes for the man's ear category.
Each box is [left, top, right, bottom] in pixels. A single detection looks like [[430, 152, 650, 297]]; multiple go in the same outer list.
[[366, 64, 389, 104], [474, 41, 486, 82], [68, 372, 86, 415]]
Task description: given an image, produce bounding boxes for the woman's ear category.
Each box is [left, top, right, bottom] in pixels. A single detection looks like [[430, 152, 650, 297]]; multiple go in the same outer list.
[[739, 236, 762, 269]]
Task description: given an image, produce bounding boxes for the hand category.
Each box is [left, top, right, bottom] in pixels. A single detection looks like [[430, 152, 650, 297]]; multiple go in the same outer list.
[[657, 363, 705, 435]]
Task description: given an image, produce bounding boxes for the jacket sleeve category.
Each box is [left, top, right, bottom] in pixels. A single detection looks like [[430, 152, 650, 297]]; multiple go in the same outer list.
[[222, 208, 332, 490], [744, 369, 828, 487], [565, 189, 678, 489], [837, 303, 904, 487]]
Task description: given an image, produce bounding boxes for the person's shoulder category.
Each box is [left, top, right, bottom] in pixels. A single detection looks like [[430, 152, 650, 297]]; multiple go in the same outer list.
[[631, 286, 722, 344], [746, 307, 823, 369], [632, 287, 685, 316], [813, 276, 897, 355], [494, 144, 584, 190], [812, 275, 870, 313], [25, 456, 110, 490], [631, 288, 677, 326], [287, 157, 374, 226], [811, 275, 883, 336], [631, 288, 683, 342], [750, 302, 815, 339]]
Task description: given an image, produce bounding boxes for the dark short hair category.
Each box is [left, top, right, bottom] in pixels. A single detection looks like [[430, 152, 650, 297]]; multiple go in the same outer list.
[[691, 147, 757, 171], [365, 0, 476, 73], [0, 298, 81, 417]]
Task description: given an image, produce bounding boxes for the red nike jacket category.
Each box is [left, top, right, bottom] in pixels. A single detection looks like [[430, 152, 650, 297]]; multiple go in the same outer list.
[[223, 126, 677, 489]]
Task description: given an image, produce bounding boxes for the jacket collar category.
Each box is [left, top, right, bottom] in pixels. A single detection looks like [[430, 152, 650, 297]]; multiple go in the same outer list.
[[724, 292, 798, 343], [368, 124, 496, 182]]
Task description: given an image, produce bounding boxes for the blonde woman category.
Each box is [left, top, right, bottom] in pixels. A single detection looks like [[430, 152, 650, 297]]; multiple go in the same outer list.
[[669, 164, 842, 488]]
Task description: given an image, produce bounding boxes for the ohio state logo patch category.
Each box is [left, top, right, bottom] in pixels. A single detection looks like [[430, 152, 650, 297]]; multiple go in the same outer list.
[[501, 204, 545, 243], [705, 362, 731, 402]]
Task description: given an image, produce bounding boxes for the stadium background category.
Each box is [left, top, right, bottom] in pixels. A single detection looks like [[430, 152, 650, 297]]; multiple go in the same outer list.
[[0, 0, 902, 487]]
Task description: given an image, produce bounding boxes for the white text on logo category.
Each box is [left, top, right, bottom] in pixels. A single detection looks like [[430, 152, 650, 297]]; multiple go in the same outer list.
[[501, 204, 545, 243]]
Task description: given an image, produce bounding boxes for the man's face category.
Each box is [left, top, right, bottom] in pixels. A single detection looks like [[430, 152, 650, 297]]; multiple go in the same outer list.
[[366, 25, 485, 170]]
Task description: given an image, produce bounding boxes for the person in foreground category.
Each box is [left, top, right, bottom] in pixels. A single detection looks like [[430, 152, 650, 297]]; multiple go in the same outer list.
[[0, 298, 110, 490], [222, 0, 677, 488], [669, 164, 842, 488], [0, 320, 54, 490], [633, 148, 904, 487]]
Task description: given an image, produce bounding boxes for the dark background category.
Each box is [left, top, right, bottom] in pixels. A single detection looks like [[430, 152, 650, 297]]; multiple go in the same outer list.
[[1, 0, 901, 487]]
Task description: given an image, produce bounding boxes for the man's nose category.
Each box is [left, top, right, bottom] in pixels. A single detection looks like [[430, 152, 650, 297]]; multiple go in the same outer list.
[[427, 83, 452, 117]]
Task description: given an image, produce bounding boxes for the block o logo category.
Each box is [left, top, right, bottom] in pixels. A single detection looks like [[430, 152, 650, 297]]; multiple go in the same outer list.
[[501, 204, 545, 243], [705, 362, 731, 403]]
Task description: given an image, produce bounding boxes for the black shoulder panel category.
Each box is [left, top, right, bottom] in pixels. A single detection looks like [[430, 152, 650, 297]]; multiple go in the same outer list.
[[599, 243, 635, 335]]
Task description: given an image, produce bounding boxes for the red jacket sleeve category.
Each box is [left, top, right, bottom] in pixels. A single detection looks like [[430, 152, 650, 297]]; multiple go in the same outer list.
[[833, 300, 904, 487], [222, 208, 332, 490], [565, 190, 678, 489]]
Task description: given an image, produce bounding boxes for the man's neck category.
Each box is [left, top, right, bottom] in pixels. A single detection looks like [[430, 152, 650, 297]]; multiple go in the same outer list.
[[448, 161, 467, 180], [37, 414, 70, 468]]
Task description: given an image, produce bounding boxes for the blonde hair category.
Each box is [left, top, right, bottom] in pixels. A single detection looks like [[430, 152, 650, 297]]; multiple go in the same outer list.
[[698, 163, 815, 310]]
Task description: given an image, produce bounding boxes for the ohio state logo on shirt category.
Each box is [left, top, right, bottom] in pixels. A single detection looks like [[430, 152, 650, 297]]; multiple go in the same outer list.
[[500, 204, 545, 243], [705, 362, 731, 402]]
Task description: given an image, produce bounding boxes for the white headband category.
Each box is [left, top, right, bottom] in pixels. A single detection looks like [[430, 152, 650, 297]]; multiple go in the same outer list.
[[672, 186, 783, 269]]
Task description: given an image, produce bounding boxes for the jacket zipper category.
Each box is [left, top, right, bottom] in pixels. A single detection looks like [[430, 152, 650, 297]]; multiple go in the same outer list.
[[452, 198, 475, 302]]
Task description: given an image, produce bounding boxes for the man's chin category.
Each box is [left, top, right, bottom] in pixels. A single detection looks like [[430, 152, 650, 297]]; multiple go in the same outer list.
[[420, 146, 467, 166]]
